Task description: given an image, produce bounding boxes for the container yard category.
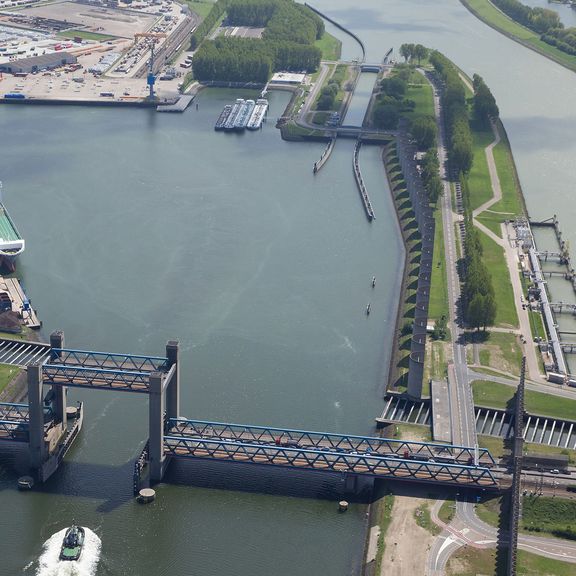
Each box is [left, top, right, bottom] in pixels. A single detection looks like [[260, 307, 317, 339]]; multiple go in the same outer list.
[[0, 0, 199, 104]]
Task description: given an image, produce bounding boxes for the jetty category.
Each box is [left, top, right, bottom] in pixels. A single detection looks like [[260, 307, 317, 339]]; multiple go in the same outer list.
[[0, 276, 41, 329], [352, 141, 375, 221], [156, 95, 195, 113]]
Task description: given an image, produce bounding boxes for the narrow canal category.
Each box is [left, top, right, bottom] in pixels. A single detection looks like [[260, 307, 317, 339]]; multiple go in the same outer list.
[[2, 1, 576, 574]]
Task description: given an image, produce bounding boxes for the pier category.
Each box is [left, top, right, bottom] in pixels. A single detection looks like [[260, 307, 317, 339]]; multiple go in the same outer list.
[[352, 141, 375, 221], [0, 276, 41, 329], [157, 95, 195, 113]]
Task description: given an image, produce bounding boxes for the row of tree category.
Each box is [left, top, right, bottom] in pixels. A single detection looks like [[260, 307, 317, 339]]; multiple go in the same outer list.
[[462, 223, 497, 331], [491, 0, 561, 34], [472, 73, 499, 128], [399, 43, 429, 65], [542, 27, 576, 56], [490, 0, 576, 56], [429, 51, 473, 174], [316, 79, 340, 110], [191, 0, 323, 82]]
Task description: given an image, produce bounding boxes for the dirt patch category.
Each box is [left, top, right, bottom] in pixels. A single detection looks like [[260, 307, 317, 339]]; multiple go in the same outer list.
[[380, 487, 437, 576]]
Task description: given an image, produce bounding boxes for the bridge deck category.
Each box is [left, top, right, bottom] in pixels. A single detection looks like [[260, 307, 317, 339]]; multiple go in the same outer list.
[[163, 435, 498, 488], [166, 419, 495, 465]]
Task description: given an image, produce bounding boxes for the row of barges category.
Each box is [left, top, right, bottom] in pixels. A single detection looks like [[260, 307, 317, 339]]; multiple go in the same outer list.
[[215, 98, 268, 131]]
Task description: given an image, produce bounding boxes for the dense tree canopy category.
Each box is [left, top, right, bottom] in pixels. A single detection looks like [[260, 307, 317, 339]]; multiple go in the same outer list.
[[472, 74, 499, 127], [429, 51, 473, 174], [191, 0, 323, 82]]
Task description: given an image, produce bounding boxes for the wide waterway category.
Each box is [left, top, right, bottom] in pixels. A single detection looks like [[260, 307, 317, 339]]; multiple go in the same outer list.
[[3, 0, 576, 574]]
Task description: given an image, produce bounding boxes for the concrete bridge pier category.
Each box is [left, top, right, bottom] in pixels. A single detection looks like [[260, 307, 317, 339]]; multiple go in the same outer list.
[[149, 340, 180, 484], [27, 364, 46, 473], [148, 372, 165, 484], [49, 331, 67, 429], [165, 340, 179, 419]]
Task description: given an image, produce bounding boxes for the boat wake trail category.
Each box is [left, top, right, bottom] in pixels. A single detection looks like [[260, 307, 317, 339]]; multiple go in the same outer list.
[[36, 528, 101, 576]]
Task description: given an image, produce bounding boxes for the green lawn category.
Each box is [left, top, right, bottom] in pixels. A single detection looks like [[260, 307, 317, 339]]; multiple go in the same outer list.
[[472, 379, 576, 421], [0, 364, 20, 395], [524, 443, 576, 464], [182, 0, 216, 19], [315, 32, 341, 61], [447, 545, 576, 576], [438, 498, 456, 524], [472, 380, 515, 409], [467, 129, 494, 211], [478, 233, 518, 328], [478, 435, 508, 459], [522, 495, 576, 538], [461, 0, 576, 74], [58, 30, 115, 42], [402, 70, 435, 123]]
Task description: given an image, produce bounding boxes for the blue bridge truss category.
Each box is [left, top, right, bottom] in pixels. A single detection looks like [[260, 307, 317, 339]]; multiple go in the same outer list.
[[163, 419, 498, 488], [41, 348, 170, 393]]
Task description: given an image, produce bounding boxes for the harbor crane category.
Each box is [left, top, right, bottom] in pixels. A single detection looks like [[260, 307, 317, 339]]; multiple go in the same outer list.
[[134, 32, 167, 99]]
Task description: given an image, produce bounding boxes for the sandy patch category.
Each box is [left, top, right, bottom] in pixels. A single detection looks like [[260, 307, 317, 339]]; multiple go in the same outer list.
[[381, 488, 437, 576]]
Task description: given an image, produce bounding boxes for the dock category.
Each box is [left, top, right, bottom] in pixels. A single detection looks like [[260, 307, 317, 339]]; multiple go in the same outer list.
[[0, 276, 41, 329], [156, 94, 195, 113]]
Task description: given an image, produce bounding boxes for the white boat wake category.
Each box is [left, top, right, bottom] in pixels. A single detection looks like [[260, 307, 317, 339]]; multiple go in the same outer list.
[[35, 527, 101, 576]]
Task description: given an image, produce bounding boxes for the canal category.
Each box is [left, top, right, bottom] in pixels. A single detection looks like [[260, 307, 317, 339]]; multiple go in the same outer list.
[[2, 0, 576, 574]]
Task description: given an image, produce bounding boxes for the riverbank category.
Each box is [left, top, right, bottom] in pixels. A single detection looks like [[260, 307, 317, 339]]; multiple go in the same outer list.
[[460, 0, 576, 73]]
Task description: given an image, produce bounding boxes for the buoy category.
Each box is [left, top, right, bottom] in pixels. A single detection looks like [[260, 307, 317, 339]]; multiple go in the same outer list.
[[339, 500, 349, 512], [17, 476, 34, 490], [137, 488, 156, 503]]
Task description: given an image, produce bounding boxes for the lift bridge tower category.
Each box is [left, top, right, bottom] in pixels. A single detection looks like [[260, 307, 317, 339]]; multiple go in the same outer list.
[[135, 32, 167, 99]]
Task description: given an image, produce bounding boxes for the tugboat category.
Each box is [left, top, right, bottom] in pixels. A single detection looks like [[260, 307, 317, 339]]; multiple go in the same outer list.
[[59, 525, 85, 561]]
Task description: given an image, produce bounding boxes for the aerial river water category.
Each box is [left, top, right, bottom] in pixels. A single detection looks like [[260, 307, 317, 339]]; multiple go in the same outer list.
[[2, 1, 576, 574]]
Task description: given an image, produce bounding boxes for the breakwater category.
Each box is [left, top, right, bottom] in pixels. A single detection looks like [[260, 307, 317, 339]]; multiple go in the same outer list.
[[305, 3, 366, 62], [313, 138, 336, 173], [352, 141, 375, 221]]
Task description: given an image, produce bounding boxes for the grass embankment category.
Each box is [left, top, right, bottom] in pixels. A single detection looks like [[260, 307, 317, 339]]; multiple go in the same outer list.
[[447, 546, 576, 576], [0, 364, 20, 396], [402, 70, 435, 122], [461, 0, 576, 74], [315, 32, 342, 61], [310, 63, 350, 125], [438, 497, 456, 524], [472, 380, 576, 421], [183, 0, 217, 19], [373, 491, 395, 573], [477, 495, 576, 540]]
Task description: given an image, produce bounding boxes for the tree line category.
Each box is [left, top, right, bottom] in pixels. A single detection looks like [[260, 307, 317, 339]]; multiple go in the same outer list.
[[191, 0, 323, 83], [490, 0, 576, 56], [429, 51, 473, 175]]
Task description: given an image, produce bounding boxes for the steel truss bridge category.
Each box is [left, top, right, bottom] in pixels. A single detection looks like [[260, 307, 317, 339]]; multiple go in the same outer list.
[[0, 332, 498, 491], [164, 419, 498, 488]]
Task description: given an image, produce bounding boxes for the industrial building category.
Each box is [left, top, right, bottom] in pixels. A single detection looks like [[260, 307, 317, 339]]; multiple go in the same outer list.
[[0, 52, 77, 73]]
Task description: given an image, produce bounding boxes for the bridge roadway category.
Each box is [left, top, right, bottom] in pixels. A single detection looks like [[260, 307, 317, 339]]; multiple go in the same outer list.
[[0, 334, 501, 490], [164, 419, 498, 488], [41, 348, 170, 393]]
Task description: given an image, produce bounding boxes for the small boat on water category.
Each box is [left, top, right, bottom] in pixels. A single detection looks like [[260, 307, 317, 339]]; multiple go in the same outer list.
[[59, 525, 85, 561], [366, 303, 371, 315], [372, 276, 376, 287]]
